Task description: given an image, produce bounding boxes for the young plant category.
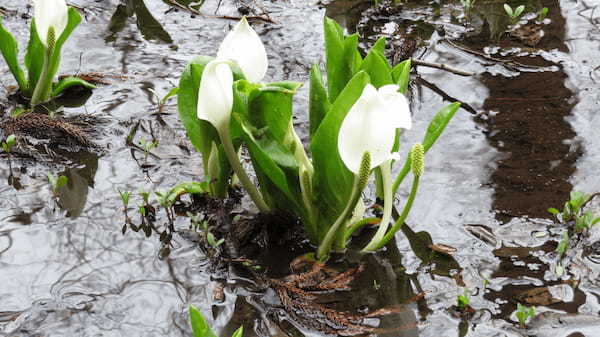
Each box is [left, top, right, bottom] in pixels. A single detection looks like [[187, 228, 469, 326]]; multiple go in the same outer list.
[[1, 134, 16, 154], [548, 191, 599, 233], [504, 4, 526, 23], [48, 172, 68, 195], [537, 7, 549, 21], [457, 289, 470, 310], [460, 0, 477, 18], [189, 305, 243, 337], [177, 16, 459, 260], [0, 0, 95, 104], [515, 303, 535, 328], [138, 138, 158, 163]]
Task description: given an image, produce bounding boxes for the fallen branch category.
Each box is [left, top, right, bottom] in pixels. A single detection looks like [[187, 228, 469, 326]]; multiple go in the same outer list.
[[410, 58, 475, 77], [165, 0, 276, 24], [415, 77, 479, 115], [443, 39, 545, 71]]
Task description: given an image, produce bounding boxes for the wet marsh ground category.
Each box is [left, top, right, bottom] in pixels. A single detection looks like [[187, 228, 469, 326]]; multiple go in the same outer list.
[[1, 0, 600, 336]]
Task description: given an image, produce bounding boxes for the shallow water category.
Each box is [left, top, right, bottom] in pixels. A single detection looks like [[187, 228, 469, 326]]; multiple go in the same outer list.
[[1, 0, 600, 336]]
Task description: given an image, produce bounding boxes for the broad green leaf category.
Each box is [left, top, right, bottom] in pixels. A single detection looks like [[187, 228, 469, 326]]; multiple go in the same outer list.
[[393, 102, 460, 193], [178, 55, 220, 168], [423, 102, 460, 151], [324, 16, 346, 101], [237, 114, 302, 211], [51, 76, 96, 97], [0, 19, 27, 91], [371, 36, 387, 56], [391, 59, 412, 94], [248, 82, 301, 143], [310, 71, 370, 239], [189, 305, 217, 337], [25, 19, 45, 96], [308, 64, 330, 138], [359, 48, 392, 88]]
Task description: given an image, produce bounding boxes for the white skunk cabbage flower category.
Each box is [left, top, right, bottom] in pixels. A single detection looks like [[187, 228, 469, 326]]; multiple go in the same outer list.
[[197, 60, 234, 133], [338, 84, 411, 173], [33, 0, 69, 47], [217, 16, 268, 83]]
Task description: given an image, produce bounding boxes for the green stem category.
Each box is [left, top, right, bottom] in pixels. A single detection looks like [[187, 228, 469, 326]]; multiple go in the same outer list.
[[317, 152, 371, 261], [31, 28, 55, 106], [373, 175, 420, 251], [342, 217, 380, 243], [391, 158, 411, 195], [218, 126, 271, 214], [361, 160, 394, 253], [317, 175, 361, 260]]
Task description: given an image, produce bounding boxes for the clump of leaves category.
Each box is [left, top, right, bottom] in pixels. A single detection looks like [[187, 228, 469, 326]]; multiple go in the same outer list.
[[548, 191, 600, 233], [189, 305, 243, 337], [515, 303, 535, 328], [48, 172, 68, 195], [537, 7, 549, 21], [457, 289, 470, 310], [504, 4, 526, 23]]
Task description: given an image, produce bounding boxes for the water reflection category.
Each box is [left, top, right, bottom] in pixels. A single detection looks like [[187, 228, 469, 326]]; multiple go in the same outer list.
[[107, 0, 173, 44], [465, 0, 580, 222], [56, 152, 99, 218]]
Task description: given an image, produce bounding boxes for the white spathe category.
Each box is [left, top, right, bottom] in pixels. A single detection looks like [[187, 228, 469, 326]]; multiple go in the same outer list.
[[33, 0, 69, 47], [338, 84, 411, 174], [197, 60, 234, 132], [217, 17, 268, 83]]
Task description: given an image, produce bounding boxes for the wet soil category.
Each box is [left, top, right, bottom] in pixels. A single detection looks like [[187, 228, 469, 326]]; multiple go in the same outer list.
[[1, 0, 600, 337]]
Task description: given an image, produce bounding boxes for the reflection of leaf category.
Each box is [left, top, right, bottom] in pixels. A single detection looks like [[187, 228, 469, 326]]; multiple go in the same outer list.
[[107, 0, 173, 43], [130, 0, 173, 43], [400, 224, 462, 279], [162, 0, 205, 11]]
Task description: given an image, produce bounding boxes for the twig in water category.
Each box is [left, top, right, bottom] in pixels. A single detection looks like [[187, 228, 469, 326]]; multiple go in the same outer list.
[[164, 0, 276, 24], [410, 58, 475, 77], [415, 76, 479, 115], [443, 39, 544, 71]]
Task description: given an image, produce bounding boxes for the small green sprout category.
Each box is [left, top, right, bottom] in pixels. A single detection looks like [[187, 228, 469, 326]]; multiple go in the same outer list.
[[118, 189, 131, 209], [189, 305, 243, 337], [504, 4, 525, 22], [373, 279, 381, 290], [537, 7, 549, 21], [138, 138, 158, 162], [1, 134, 16, 153], [457, 289, 470, 309], [48, 172, 68, 195], [206, 232, 225, 248], [515, 303, 535, 327], [575, 211, 600, 233]]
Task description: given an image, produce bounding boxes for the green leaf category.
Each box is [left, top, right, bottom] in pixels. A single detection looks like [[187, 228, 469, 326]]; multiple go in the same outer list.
[[24, 19, 45, 96], [323, 17, 362, 102], [310, 71, 370, 239], [56, 175, 68, 189], [46, 8, 83, 95], [308, 64, 331, 138], [371, 36, 386, 55], [423, 102, 460, 152], [51, 76, 96, 97], [248, 82, 302, 143], [165, 181, 209, 204], [189, 305, 217, 337], [237, 114, 302, 211], [547, 207, 560, 215], [160, 86, 179, 104], [178, 56, 221, 168], [391, 59, 412, 94], [324, 16, 346, 102], [514, 5, 525, 17], [359, 47, 392, 88], [0, 19, 28, 92], [231, 326, 244, 337]]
